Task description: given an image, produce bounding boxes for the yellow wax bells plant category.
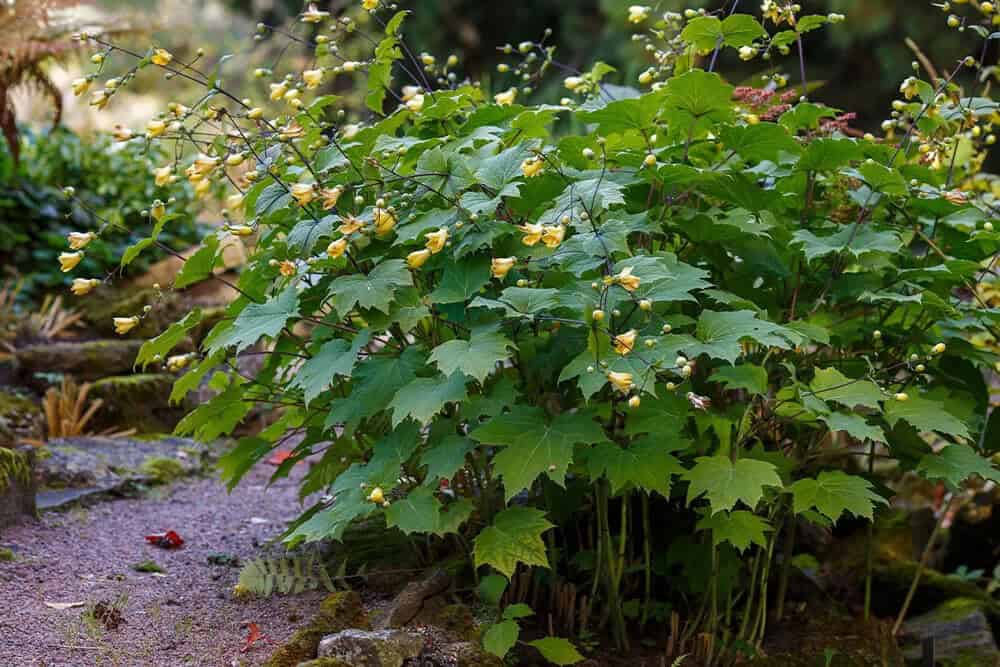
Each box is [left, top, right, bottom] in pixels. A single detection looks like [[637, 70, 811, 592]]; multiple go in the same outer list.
[[59, 0, 1000, 662]]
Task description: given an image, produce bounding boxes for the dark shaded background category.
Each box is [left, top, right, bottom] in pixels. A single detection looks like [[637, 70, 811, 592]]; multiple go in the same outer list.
[[219, 0, 980, 131]]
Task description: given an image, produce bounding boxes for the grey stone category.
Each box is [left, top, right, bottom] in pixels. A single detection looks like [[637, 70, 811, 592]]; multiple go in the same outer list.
[[376, 569, 451, 629], [901, 598, 999, 666], [36, 435, 207, 492], [316, 629, 424, 667]]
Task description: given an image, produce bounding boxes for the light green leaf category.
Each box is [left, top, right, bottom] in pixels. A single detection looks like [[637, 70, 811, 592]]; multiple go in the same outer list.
[[429, 332, 515, 384], [208, 287, 299, 353], [474, 506, 553, 578], [697, 510, 770, 552], [684, 456, 782, 513], [483, 620, 519, 658], [527, 637, 585, 665], [820, 412, 886, 443], [790, 471, 886, 521], [291, 330, 372, 405], [472, 406, 606, 500], [711, 364, 768, 394], [884, 393, 971, 439], [793, 226, 902, 263], [328, 259, 412, 314], [808, 367, 883, 410], [720, 122, 801, 163], [916, 445, 999, 489], [586, 437, 684, 496], [688, 310, 795, 364], [135, 308, 202, 369], [385, 486, 442, 535], [388, 371, 468, 426], [429, 256, 490, 304], [421, 435, 476, 482], [174, 234, 221, 288]]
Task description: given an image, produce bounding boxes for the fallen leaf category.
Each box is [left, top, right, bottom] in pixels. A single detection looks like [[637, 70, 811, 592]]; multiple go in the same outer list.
[[265, 450, 293, 466], [44, 601, 85, 610], [241, 622, 267, 652], [144, 530, 184, 549]]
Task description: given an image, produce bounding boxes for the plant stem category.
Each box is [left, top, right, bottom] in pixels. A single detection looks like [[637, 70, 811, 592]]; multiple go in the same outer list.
[[641, 492, 652, 631], [774, 514, 796, 621], [864, 440, 876, 622], [892, 495, 954, 635]]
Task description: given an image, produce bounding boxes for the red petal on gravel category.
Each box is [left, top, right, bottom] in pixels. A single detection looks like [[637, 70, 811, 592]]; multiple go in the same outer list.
[[240, 622, 267, 653], [144, 529, 185, 548]]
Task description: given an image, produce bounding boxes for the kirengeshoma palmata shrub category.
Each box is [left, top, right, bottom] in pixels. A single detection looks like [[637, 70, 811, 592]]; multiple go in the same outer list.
[[60, 1, 1000, 663]]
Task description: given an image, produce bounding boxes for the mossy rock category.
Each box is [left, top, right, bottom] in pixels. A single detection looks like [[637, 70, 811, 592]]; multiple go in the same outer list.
[[88, 373, 190, 433], [13, 340, 145, 381], [901, 598, 999, 666], [295, 659, 352, 667], [264, 592, 370, 667], [0, 389, 42, 446]]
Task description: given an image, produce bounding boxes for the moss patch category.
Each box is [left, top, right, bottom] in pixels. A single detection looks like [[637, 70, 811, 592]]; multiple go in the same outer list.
[[264, 591, 370, 667], [140, 457, 186, 484], [131, 559, 165, 573], [295, 660, 352, 667], [0, 447, 31, 493], [0, 547, 15, 562]]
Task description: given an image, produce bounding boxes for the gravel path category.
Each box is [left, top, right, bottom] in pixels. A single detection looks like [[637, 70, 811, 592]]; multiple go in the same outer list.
[[0, 465, 326, 667]]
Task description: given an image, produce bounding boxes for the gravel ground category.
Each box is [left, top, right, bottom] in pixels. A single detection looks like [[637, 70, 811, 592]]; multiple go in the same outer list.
[[0, 465, 326, 667]]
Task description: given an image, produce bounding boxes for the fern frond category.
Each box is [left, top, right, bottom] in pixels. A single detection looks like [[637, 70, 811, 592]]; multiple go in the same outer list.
[[236, 555, 348, 599]]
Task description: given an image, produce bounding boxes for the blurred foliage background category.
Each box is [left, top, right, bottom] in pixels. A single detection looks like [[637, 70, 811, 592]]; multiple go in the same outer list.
[[1, 0, 986, 297], [13, 0, 981, 134]]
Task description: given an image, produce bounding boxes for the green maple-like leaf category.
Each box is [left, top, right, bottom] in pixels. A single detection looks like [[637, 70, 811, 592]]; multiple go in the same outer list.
[[697, 510, 771, 552], [325, 347, 424, 427], [385, 487, 442, 535], [420, 435, 477, 482], [174, 380, 250, 441], [884, 393, 971, 440], [476, 144, 531, 198], [208, 287, 299, 353], [684, 456, 782, 513], [711, 363, 768, 394], [793, 226, 902, 263], [789, 470, 886, 522], [429, 255, 491, 304], [474, 506, 553, 578], [388, 372, 468, 427], [429, 331, 516, 384], [820, 412, 886, 443], [472, 406, 606, 500], [586, 437, 685, 497], [687, 310, 795, 364], [916, 445, 1000, 490], [807, 367, 883, 410], [291, 331, 372, 405], [328, 259, 412, 314]]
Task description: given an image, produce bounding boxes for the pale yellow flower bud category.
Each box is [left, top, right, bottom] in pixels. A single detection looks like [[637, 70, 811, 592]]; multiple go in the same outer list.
[[67, 232, 96, 250], [326, 238, 348, 258], [70, 278, 101, 296], [113, 316, 140, 335], [425, 227, 449, 254], [407, 248, 432, 269], [59, 251, 83, 272], [491, 257, 516, 279]]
